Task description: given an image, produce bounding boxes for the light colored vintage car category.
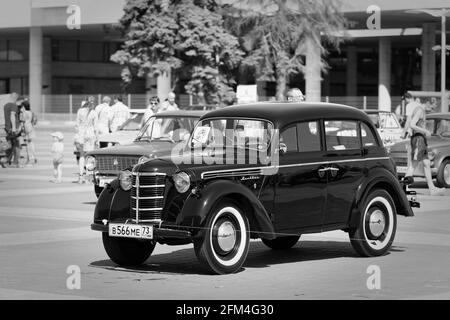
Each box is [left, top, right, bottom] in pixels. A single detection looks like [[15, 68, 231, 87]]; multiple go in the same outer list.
[[365, 110, 404, 147], [98, 109, 146, 148], [389, 113, 450, 188]]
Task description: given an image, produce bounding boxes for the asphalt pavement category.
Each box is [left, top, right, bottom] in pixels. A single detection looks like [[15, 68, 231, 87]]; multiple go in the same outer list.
[[0, 123, 450, 300]]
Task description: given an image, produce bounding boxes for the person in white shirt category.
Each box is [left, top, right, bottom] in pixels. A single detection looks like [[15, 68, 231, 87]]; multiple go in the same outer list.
[[158, 92, 179, 113], [142, 96, 160, 126], [109, 95, 131, 133], [95, 96, 112, 136]]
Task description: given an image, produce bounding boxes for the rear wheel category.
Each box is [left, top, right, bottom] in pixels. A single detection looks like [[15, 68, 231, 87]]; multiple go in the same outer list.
[[102, 233, 155, 266], [194, 201, 250, 275], [349, 189, 397, 257], [262, 236, 300, 250], [436, 159, 450, 188]]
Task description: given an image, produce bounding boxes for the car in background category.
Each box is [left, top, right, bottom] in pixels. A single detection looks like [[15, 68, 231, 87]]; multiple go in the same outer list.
[[98, 109, 146, 148], [389, 113, 450, 188], [365, 110, 404, 147], [86, 111, 206, 197]]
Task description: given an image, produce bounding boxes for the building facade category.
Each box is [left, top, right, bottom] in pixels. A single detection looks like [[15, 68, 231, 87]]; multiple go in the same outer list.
[[0, 0, 449, 113]]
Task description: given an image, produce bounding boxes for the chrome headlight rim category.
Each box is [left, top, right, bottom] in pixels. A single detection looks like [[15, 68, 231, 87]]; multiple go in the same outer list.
[[119, 170, 133, 191], [138, 155, 151, 165], [173, 171, 191, 194], [85, 156, 96, 171]]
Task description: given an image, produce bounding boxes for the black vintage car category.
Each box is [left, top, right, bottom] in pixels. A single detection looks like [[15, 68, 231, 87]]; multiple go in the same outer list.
[[92, 102, 416, 274]]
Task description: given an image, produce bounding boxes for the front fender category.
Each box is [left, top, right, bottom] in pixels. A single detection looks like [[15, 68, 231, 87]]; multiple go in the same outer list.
[[178, 180, 276, 240], [93, 179, 130, 224], [350, 168, 414, 227]]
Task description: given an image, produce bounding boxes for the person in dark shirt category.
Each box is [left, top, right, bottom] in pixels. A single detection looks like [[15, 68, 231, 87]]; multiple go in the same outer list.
[[3, 93, 25, 167]]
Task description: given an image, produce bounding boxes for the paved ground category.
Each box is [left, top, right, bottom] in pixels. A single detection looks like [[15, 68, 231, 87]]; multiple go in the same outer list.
[[0, 124, 450, 300]]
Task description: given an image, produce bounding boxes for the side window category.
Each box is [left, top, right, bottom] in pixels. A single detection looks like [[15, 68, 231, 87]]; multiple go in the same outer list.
[[297, 121, 321, 152], [325, 120, 360, 151], [361, 122, 378, 147], [280, 126, 298, 153]]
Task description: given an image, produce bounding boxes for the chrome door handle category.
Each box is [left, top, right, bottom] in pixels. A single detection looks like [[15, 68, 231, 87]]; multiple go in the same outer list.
[[318, 168, 329, 172], [328, 167, 339, 172]]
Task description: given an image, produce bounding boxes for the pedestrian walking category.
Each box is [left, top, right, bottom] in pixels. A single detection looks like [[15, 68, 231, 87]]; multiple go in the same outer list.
[[75, 96, 98, 184], [95, 96, 112, 136], [50, 131, 64, 183], [403, 103, 445, 196], [3, 93, 25, 168], [158, 92, 179, 113], [109, 95, 130, 132], [19, 99, 37, 165]]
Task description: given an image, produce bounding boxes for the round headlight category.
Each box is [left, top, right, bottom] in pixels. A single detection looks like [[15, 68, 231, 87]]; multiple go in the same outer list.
[[173, 172, 191, 193], [119, 170, 133, 191], [85, 156, 96, 171]]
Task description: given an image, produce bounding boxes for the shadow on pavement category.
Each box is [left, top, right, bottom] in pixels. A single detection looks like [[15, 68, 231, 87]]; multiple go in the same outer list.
[[89, 240, 375, 275]]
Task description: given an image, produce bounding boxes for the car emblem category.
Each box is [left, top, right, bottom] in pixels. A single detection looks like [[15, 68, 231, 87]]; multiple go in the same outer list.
[[113, 159, 119, 167]]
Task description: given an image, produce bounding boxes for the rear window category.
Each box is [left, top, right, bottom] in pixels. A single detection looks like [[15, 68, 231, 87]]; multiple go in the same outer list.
[[325, 120, 361, 151]]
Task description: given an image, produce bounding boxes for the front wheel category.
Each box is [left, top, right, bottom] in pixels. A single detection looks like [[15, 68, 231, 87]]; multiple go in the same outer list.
[[262, 235, 300, 250], [194, 201, 250, 275], [349, 189, 397, 257], [102, 233, 155, 267], [436, 159, 450, 188]]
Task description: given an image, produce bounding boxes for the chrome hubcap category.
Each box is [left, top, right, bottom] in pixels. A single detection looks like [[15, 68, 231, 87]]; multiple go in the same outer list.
[[369, 209, 386, 238], [444, 164, 450, 185], [216, 221, 236, 253]]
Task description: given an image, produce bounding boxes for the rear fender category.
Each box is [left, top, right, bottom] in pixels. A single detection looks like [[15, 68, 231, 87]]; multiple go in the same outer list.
[[349, 168, 414, 228]]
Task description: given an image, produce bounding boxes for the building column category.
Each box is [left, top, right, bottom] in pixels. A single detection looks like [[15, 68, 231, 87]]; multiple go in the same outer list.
[[29, 27, 43, 114], [305, 39, 322, 102], [378, 37, 391, 112], [146, 74, 157, 102], [421, 23, 436, 91], [346, 46, 357, 97], [157, 71, 171, 103]]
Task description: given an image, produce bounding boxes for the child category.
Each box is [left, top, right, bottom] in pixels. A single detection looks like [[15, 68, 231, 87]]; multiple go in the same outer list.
[[51, 132, 64, 183]]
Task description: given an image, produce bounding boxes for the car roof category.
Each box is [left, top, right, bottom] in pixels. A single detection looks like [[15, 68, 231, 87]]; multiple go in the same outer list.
[[200, 102, 371, 127], [365, 110, 393, 114], [427, 113, 450, 119], [155, 110, 208, 117]]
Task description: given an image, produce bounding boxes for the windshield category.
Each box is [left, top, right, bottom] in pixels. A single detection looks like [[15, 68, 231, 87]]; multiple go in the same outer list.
[[190, 118, 273, 151], [136, 116, 199, 142], [119, 113, 144, 131]]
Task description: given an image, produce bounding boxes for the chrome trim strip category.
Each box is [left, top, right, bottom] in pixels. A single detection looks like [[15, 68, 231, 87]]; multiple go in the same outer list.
[[132, 184, 165, 188], [132, 207, 164, 211], [132, 172, 166, 176], [131, 196, 163, 200], [200, 157, 391, 179], [135, 174, 140, 223]]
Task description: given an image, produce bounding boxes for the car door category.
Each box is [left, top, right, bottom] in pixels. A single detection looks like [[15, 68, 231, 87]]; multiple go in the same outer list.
[[322, 119, 366, 226], [273, 121, 328, 232]]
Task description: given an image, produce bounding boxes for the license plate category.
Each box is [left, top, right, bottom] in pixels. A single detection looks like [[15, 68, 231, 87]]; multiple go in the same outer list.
[[397, 166, 408, 174], [109, 224, 153, 239]]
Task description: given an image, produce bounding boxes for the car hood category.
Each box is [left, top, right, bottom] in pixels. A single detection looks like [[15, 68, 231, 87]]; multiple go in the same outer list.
[[98, 131, 139, 145], [88, 141, 175, 157], [390, 136, 450, 152]]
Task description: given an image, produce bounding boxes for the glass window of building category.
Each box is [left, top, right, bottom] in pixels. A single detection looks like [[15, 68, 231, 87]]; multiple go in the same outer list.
[[79, 41, 104, 62], [8, 39, 28, 61]]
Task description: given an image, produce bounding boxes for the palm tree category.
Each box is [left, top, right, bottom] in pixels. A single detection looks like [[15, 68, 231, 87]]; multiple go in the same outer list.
[[221, 0, 347, 101]]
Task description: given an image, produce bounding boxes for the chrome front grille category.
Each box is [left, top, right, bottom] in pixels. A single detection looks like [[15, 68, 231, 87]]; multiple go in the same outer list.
[[96, 156, 140, 173], [131, 173, 166, 222]]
